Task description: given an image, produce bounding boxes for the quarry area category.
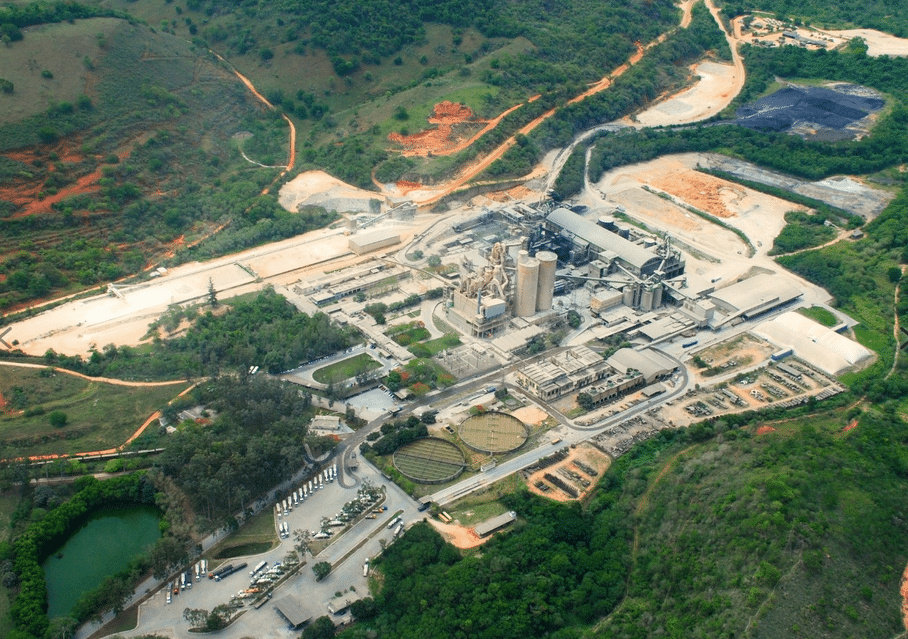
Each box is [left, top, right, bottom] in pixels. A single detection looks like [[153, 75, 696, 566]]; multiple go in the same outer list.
[[7, 10, 908, 639]]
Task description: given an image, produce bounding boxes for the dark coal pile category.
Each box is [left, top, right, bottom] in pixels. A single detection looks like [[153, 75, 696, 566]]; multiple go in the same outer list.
[[732, 85, 883, 138]]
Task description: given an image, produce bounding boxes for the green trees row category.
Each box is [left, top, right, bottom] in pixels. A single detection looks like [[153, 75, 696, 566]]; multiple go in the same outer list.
[[0, 2, 132, 32]]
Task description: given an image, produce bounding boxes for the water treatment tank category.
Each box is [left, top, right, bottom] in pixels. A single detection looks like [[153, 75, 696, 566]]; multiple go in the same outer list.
[[516, 254, 539, 317], [535, 251, 557, 312]]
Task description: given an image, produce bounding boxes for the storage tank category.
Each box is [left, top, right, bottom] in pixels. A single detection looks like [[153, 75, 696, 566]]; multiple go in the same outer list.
[[515, 254, 539, 317], [535, 251, 557, 312], [622, 285, 635, 307], [641, 287, 654, 312]]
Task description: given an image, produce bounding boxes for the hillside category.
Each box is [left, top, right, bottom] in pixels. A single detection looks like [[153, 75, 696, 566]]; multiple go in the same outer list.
[[355, 407, 908, 639], [0, 11, 310, 311]]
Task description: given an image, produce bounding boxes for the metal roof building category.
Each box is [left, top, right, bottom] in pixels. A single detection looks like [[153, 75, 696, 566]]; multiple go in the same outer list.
[[753, 311, 873, 376], [475, 511, 517, 537], [546, 208, 662, 276], [708, 274, 801, 321], [273, 596, 312, 630], [606, 348, 677, 384]]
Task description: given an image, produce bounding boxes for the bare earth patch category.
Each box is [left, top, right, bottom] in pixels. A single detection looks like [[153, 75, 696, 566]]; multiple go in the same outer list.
[[526, 443, 611, 502], [511, 405, 549, 426], [427, 518, 488, 549]]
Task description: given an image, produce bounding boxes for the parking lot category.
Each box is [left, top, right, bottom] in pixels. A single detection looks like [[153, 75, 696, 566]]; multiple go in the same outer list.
[[123, 459, 422, 639]]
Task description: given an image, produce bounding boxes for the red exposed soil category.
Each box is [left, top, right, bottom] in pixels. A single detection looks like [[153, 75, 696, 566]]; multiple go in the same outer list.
[[396, 180, 422, 194], [388, 100, 526, 158], [842, 419, 858, 433], [0, 137, 131, 219], [388, 101, 480, 156], [756, 426, 777, 435]]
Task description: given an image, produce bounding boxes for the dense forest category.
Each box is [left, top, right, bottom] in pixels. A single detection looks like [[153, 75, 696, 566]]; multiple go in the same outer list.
[[159, 375, 319, 524]]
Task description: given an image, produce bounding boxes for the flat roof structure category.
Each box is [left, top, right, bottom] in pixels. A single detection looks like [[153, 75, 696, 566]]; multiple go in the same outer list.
[[274, 596, 312, 629], [708, 274, 802, 320], [546, 208, 662, 275], [753, 311, 873, 376], [348, 228, 401, 255], [475, 510, 517, 537]]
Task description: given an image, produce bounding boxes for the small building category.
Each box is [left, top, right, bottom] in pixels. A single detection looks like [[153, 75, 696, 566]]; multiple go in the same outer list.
[[273, 596, 312, 630], [475, 511, 517, 537], [310, 415, 341, 435]]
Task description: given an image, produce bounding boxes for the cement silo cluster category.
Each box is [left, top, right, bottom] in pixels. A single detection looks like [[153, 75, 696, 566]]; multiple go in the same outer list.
[[515, 250, 557, 317]]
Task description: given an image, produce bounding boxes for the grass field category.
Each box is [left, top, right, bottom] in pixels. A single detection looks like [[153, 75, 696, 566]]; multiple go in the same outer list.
[[419, 333, 461, 355], [394, 437, 465, 483], [0, 367, 189, 456], [312, 353, 381, 384], [0, 19, 125, 125], [797, 305, 838, 327], [205, 505, 277, 566]]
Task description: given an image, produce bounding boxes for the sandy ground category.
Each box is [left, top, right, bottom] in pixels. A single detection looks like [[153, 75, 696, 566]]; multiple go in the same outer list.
[[590, 153, 801, 260], [526, 443, 611, 502], [511, 405, 549, 427], [736, 17, 908, 58], [8, 222, 358, 356], [826, 29, 908, 56], [634, 60, 738, 126], [427, 518, 488, 549], [686, 334, 776, 385], [278, 170, 383, 214]]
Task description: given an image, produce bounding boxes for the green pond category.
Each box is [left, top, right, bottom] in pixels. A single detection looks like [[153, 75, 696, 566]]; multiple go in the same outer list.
[[42, 506, 161, 618]]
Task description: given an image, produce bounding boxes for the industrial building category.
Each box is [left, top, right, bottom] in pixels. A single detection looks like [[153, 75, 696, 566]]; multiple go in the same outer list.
[[753, 311, 873, 376], [348, 228, 401, 255], [707, 273, 802, 323], [516, 345, 613, 400], [544, 208, 685, 279]]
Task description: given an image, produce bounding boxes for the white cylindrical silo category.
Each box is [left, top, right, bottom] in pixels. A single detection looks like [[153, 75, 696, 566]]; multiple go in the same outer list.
[[516, 255, 539, 317], [535, 251, 557, 312]]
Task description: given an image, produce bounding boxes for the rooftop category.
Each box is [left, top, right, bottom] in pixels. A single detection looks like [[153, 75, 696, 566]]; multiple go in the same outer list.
[[547, 208, 659, 271]]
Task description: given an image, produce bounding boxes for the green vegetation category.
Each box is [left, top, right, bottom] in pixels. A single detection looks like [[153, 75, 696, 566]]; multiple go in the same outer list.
[[0, 367, 188, 457], [213, 541, 273, 560], [8, 474, 159, 639], [727, 0, 908, 37], [487, 1, 731, 179], [797, 306, 838, 327], [769, 210, 838, 254], [38, 288, 358, 380], [387, 321, 431, 346], [313, 353, 382, 384], [0, 12, 327, 311], [159, 375, 320, 524]]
